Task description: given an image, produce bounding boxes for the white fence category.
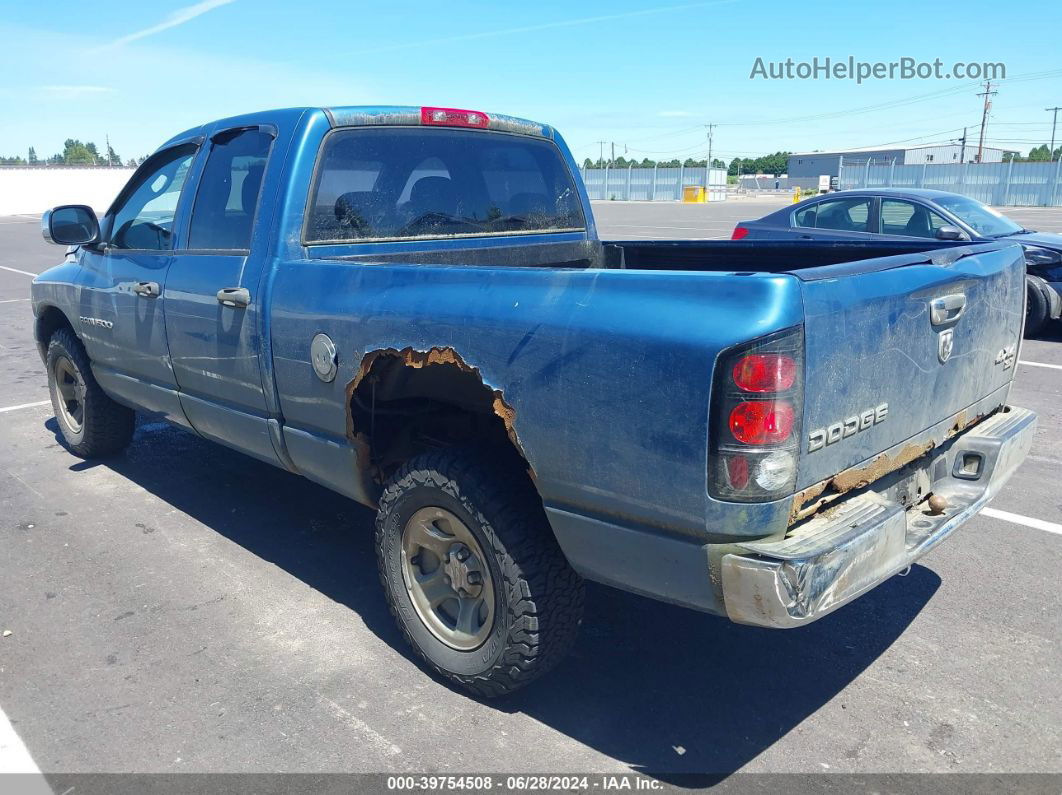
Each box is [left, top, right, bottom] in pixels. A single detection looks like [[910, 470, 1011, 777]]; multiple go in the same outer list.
[[838, 159, 1062, 207], [0, 167, 134, 216], [581, 166, 728, 201]]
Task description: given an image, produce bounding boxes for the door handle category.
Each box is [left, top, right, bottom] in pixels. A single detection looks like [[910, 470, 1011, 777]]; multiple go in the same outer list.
[[216, 287, 250, 308], [930, 293, 966, 325], [133, 281, 160, 298]]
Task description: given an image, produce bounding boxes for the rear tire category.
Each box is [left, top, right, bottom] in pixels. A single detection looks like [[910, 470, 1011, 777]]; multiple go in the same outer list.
[[1025, 279, 1049, 338], [46, 327, 135, 458], [375, 448, 584, 697]]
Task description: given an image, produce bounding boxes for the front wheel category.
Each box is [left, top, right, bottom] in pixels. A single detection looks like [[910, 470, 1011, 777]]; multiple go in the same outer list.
[[46, 328, 135, 457], [1025, 279, 1049, 338], [375, 449, 584, 697]]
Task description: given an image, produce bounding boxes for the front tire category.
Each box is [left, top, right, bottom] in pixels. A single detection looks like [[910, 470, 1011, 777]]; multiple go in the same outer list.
[[1025, 279, 1049, 338], [375, 449, 584, 697], [46, 327, 135, 458]]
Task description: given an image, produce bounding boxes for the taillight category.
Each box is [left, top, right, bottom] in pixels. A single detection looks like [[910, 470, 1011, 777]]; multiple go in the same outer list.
[[728, 400, 795, 445], [709, 326, 803, 502], [732, 353, 796, 393], [731, 226, 750, 240], [421, 107, 491, 128]]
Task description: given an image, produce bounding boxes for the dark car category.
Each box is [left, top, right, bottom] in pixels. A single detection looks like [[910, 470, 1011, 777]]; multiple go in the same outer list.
[[732, 188, 1062, 336]]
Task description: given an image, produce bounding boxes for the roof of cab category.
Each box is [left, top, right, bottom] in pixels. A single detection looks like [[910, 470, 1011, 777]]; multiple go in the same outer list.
[[159, 105, 553, 152]]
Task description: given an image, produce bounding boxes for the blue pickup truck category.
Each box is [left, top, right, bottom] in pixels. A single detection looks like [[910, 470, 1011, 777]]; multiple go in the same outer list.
[[33, 106, 1036, 696]]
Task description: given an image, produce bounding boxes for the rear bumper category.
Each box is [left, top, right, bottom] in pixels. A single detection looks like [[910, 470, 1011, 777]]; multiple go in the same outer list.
[[720, 406, 1036, 628]]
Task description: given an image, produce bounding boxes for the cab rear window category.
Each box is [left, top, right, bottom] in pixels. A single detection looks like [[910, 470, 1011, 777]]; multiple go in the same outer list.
[[304, 127, 585, 244]]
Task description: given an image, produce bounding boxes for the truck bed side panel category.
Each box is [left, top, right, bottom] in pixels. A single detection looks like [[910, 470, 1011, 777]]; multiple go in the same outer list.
[[268, 262, 802, 538]]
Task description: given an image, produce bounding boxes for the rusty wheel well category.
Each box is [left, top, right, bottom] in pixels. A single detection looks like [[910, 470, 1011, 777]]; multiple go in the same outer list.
[[34, 305, 76, 361], [348, 347, 533, 485]]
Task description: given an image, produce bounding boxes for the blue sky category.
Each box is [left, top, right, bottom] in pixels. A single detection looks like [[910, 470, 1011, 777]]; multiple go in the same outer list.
[[1, 0, 1059, 164]]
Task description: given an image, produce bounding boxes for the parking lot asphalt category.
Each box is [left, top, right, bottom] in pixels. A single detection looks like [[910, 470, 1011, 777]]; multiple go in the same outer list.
[[0, 206, 1059, 779]]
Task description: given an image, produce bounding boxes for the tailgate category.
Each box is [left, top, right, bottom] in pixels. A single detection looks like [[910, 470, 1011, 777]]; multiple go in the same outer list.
[[796, 242, 1025, 490]]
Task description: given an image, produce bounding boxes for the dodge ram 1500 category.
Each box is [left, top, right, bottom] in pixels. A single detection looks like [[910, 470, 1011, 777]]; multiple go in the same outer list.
[[33, 106, 1035, 695]]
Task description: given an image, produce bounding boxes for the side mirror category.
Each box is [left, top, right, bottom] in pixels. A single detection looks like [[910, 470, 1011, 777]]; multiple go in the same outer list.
[[42, 205, 100, 246], [935, 225, 966, 241]]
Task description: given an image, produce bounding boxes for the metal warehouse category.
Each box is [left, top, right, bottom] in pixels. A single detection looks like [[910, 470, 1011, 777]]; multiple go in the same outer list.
[[788, 144, 1006, 182]]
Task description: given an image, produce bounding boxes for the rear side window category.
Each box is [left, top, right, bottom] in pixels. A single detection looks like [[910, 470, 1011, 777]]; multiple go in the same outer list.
[[188, 128, 273, 251], [794, 198, 871, 233], [879, 199, 950, 238], [305, 127, 585, 243]]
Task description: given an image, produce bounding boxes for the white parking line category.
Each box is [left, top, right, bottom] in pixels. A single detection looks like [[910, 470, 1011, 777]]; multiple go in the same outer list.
[[982, 507, 1062, 537], [0, 266, 39, 278], [0, 705, 45, 779], [1019, 360, 1062, 371], [0, 298, 30, 304], [0, 401, 50, 414]]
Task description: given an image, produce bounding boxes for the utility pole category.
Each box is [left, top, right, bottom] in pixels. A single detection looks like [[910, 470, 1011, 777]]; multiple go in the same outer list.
[[610, 141, 615, 166], [1047, 107, 1061, 161], [705, 123, 716, 170], [593, 140, 606, 168], [975, 80, 997, 163], [958, 127, 967, 164]]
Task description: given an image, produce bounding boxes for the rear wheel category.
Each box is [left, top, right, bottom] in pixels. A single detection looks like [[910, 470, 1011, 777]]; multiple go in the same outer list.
[[46, 328, 134, 457], [1025, 279, 1049, 338], [375, 448, 584, 697]]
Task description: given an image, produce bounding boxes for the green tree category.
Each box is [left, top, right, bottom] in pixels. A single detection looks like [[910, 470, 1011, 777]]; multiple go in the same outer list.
[[27, 146, 37, 164], [1027, 144, 1051, 162], [61, 139, 96, 164], [106, 143, 121, 166]]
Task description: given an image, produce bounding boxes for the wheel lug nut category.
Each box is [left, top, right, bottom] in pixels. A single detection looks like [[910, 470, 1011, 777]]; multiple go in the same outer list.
[[467, 572, 482, 585], [455, 548, 470, 561]]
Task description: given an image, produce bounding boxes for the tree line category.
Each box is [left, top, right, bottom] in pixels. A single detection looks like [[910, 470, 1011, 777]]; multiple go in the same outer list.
[[582, 151, 791, 176], [0, 139, 148, 167], [1002, 145, 1062, 163]]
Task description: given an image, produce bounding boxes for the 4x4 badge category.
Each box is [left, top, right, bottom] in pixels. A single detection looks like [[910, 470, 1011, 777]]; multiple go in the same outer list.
[[938, 329, 954, 363]]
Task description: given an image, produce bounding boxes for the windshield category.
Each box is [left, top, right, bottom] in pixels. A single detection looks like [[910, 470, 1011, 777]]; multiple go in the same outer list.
[[933, 195, 1023, 237]]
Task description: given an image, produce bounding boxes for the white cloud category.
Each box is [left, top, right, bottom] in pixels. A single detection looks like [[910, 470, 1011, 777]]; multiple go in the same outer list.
[[107, 0, 237, 48]]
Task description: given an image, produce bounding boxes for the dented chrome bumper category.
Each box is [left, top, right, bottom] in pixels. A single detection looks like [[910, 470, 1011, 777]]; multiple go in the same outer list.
[[720, 406, 1036, 629]]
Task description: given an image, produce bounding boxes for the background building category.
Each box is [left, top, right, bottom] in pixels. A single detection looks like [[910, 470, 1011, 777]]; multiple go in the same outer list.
[[788, 144, 1007, 189]]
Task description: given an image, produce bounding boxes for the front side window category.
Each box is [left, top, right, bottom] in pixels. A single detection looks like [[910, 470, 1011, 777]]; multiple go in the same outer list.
[[109, 145, 196, 251], [305, 127, 585, 243], [188, 128, 274, 250], [793, 198, 871, 233], [933, 195, 1022, 237], [880, 199, 951, 238]]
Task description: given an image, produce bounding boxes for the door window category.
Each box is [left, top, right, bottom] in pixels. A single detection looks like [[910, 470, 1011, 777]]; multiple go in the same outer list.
[[109, 145, 196, 250], [188, 129, 274, 250], [880, 199, 950, 238], [793, 198, 871, 233]]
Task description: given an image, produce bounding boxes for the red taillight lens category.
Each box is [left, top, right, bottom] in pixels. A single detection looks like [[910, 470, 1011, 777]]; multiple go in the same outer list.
[[728, 400, 795, 445], [732, 353, 797, 393], [731, 226, 750, 240], [421, 107, 490, 128], [725, 455, 750, 490]]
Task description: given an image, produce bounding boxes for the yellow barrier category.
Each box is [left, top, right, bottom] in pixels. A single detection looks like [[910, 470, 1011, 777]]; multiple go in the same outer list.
[[682, 185, 706, 203], [792, 188, 802, 203]]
